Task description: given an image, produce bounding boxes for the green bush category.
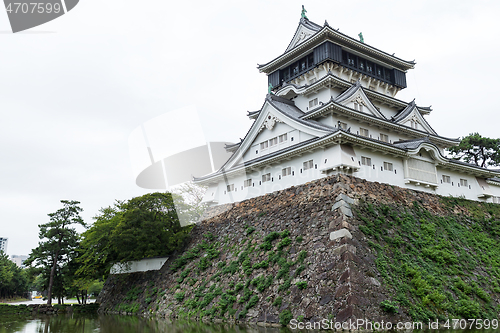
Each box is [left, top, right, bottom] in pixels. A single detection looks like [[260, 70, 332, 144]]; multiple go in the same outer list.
[[380, 300, 399, 313], [279, 309, 293, 326], [174, 292, 185, 302], [272, 296, 282, 307], [295, 281, 307, 289]]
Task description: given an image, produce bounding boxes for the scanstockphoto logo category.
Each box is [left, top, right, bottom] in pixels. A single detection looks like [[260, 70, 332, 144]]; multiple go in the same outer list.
[[3, 0, 79, 33]]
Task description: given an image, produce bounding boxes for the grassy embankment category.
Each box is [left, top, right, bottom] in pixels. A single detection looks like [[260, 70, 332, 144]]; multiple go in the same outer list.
[[356, 197, 500, 321]]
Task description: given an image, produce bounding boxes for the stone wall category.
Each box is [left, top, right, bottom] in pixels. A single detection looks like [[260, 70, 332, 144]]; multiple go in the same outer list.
[[98, 174, 491, 326]]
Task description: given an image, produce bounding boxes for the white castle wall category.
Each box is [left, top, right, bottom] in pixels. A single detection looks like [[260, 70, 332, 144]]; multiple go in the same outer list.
[[110, 257, 168, 275]]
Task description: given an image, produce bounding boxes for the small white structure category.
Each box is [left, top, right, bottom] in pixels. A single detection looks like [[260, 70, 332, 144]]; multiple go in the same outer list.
[[194, 13, 500, 205], [110, 257, 168, 275]]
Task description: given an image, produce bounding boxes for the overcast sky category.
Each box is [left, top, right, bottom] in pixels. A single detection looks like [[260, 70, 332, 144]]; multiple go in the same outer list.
[[1, 0, 499, 256]]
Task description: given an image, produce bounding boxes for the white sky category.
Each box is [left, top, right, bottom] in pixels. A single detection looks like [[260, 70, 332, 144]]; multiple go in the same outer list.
[[1, 0, 499, 256]]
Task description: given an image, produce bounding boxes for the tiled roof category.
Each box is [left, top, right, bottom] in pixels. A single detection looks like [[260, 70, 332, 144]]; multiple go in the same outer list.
[[392, 137, 431, 149]]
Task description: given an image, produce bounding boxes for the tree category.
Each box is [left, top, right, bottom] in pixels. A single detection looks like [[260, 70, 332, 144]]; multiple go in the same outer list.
[[0, 253, 28, 299], [25, 200, 85, 305], [77, 192, 192, 280], [171, 182, 208, 225], [447, 133, 500, 168]]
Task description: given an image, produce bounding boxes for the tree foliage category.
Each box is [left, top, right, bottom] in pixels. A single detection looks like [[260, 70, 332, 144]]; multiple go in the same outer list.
[[77, 192, 192, 280], [0, 252, 28, 299], [24, 200, 85, 305], [447, 133, 500, 168]]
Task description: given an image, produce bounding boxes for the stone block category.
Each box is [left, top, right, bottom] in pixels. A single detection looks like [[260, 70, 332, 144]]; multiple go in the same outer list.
[[336, 305, 353, 322], [339, 205, 353, 217], [334, 284, 350, 298], [336, 193, 354, 205], [339, 269, 350, 284], [331, 200, 350, 211], [341, 251, 361, 263], [331, 244, 356, 256], [329, 228, 352, 241]]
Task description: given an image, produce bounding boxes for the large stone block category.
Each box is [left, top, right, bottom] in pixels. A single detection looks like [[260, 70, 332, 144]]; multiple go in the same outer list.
[[330, 228, 352, 241]]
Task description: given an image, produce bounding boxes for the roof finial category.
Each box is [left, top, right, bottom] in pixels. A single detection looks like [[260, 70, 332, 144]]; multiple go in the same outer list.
[[358, 32, 364, 43], [301, 5, 308, 20], [268, 83, 274, 95]]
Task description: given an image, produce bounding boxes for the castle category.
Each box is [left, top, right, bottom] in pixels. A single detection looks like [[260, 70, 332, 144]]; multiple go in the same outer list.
[[194, 12, 500, 205]]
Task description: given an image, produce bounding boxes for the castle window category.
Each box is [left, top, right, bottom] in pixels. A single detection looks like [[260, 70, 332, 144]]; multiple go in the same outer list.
[[309, 98, 318, 108], [279, 133, 287, 143], [227, 184, 234, 192], [366, 61, 373, 73], [383, 162, 393, 171], [361, 156, 371, 166], [282, 167, 292, 177], [244, 179, 252, 187], [303, 160, 314, 170], [358, 59, 365, 71], [262, 173, 271, 183], [339, 122, 347, 130], [260, 141, 268, 150], [460, 179, 468, 187], [360, 127, 369, 137], [442, 175, 451, 183], [380, 133, 389, 143], [269, 137, 278, 147]]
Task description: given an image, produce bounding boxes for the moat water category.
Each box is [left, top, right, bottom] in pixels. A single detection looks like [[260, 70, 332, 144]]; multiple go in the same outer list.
[[0, 314, 498, 333]]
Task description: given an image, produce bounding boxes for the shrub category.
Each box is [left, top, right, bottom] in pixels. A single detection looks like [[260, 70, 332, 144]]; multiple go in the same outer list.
[[380, 300, 399, 313], [277, 237, 292, 250], [295, 236, 303, 243], [279, 309, 293, 326], [280, 230, 291, 238], [295, 281, 307, 289], [297, 250, 307, 263], [247, 295, 259, 309], [246, 226, 256, 235], [174, 292, 185, 302], [272, 296, 282, 307]]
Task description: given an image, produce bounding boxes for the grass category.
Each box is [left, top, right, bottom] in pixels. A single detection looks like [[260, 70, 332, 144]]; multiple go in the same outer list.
[[356, 199, 500, 321]]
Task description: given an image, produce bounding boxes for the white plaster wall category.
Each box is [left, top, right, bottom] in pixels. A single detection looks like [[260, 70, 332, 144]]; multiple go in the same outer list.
[[110, 257, 168, 274], [293, 87, 332, 113], [245, 123, 312, 162], [215, 149, 326, 205]]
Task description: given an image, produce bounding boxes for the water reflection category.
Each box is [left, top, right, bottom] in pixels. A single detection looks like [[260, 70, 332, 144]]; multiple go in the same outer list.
[[0, 314, 287, 333], [0, 314, 498, 333]]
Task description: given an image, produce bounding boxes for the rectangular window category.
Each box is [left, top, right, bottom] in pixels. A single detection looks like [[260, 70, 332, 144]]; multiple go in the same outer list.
[[339, 122, 347, 130], [380, 133, 389, 143], [308, 98, 318, 108], [361, 156, 371, 166], [244, 179, 252, 188], [360, 128, 369, 137], [262, 173, 271, 183], [269, 137, 278, 147], [442, 175, 451, 183], [303, 160, 314, 170], [227, 184, 234, 192], [279, 133, 287, 143], [460, 179, 468, 187], [383, 162, 393, 171], [282, 167, 291, 177], [260, 141, 268, 150]]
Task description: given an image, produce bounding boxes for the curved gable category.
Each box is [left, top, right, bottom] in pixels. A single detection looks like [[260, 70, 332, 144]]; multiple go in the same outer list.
[[335, 81, 386, 119], [392, 101, 437, 135]]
